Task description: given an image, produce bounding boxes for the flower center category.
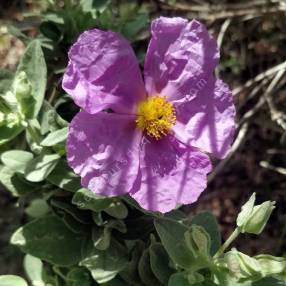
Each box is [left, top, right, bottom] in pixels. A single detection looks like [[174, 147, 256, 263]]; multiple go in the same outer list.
[[135, 95, 176, 140]]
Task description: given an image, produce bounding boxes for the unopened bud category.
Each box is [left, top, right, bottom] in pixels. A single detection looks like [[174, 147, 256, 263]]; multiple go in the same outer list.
[[13, 71, 35, 119], [237, 193, 256, 228], [237, 193, 275, 235], [243, 201, 275, 235], [225, 249, 261, 280], [14, 71, 32, 100], [184, 225, 210, 258], [255, 254, 286, 276]]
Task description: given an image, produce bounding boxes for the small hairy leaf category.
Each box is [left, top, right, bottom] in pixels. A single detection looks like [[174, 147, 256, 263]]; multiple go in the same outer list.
[[154, 218, 193, 268], [1, 150, 33, 174], [16, 40, 47, 118], [11, 215, 85, 266], [25, 153, 60, 182], [41, 127, 68, 146], [0, 275, 27, 286]]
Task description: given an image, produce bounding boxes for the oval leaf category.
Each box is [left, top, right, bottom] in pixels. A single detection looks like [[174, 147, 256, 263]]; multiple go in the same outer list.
[[41, 127, 68, 146], [191, 212, 221, 256], [25, 153, 60, 182], [16, 40, 47, 118], [11, 215, 85, 266], [154, 218, 193, 268], [1, 150, 33, 173], [0, 275, 27, 286]]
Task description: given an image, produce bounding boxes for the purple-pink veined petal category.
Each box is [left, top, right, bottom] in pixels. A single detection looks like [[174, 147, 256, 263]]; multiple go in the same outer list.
[[63, 29, 146, 114], [130, 136, 212, 213], [144, 17, 219, 101], [173, 78, 236, 159], [67, 111, 142, 196]]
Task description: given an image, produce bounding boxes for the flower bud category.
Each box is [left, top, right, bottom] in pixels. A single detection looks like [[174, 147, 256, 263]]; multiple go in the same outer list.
[[255, 254, 286, 276], [14, 71, 32, 100], [0, 112, 24, 128], [243, 201, 275, 235], [184, 225, 210, 258], [187, 272, 204, 284], [237, 193, 275, 235], [225, 249, 262, 281], [13, 71, 35, 119], [237, 193, 256, 228], [1, 91, 18, 112]]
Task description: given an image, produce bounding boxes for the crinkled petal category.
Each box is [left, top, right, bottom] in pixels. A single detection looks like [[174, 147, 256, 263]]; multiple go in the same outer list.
[[67, 111, 142, 196], [130, 136, 212, 213], [173, 78, 236, 159], [144, 17, 219, 101], [63, 29, 146, 114]]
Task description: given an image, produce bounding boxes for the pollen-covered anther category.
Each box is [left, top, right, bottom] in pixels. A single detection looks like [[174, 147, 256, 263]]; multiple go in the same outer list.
[[135, 95, 176, 139]]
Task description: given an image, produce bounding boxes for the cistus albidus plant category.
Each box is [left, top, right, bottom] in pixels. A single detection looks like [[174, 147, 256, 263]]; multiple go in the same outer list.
[[0, 1, 285, 286]]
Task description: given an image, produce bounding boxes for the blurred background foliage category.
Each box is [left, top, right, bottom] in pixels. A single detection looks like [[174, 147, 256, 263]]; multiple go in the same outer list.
[[0, 0, 285, 280]]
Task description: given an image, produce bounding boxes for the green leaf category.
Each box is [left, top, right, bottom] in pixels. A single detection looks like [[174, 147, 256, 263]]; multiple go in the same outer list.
[[80, 0, 110, 13], [184, 225, 211, 258], [1, 150, 33, 174], [0, 114, 25, 145], [154, 218, 193, 268], [25, 153, 60, 182], [150, 243, 174, 284], [92, 226, 111, 250], [13, 71, 35, 120], [119, 240, 144, 284], [41, 127, 68, 146], [80, 239, 128, 284], [66, 267, 92, 286], [104, 201, 128, 219], [253, 278, 286, 286], [24, 255, 44, 286], [0, 165, 38, 196], [72, 188, 113, 212], [168, 273, 189, 286], [39, 101, 68, 135], [50, 199, 90, 234], [50, 198, 90, 225], [165, 209, 187, 222], [213, 270, 252, 286], [138, 248, 160, 286], [122, 13, 148, 40], [11, 215, 85, 266], [191, 212, 221, 256], [0, 165, 18, 194], [16, 40, 47, 118], [47, 159, 81, 192], [25, 199, 50, 218], [0, 275, 27, 286]]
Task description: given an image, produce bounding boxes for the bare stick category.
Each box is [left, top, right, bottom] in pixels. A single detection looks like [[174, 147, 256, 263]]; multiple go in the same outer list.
[[233, 61, 286, 97]]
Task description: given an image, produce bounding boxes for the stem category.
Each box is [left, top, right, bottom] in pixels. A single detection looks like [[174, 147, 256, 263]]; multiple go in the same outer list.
[[214, 227, 241, 258], [53, 266, 67, 282], [27, 122, 41, 145]]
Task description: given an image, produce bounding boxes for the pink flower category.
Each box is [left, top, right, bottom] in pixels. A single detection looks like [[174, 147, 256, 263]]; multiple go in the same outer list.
[[63, 17, 235, 213]]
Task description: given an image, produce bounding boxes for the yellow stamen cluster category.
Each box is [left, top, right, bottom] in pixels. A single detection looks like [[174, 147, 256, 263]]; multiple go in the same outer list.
[[136, 95, 176, 140]]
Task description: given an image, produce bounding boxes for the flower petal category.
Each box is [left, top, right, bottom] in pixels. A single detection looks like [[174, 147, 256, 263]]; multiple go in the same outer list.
[[144, 17, 219, 101], [173, 78, 236, 159], [130, 136, 212, 213], [67, 111, 142, 196], [63, 29, 146, 114]]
